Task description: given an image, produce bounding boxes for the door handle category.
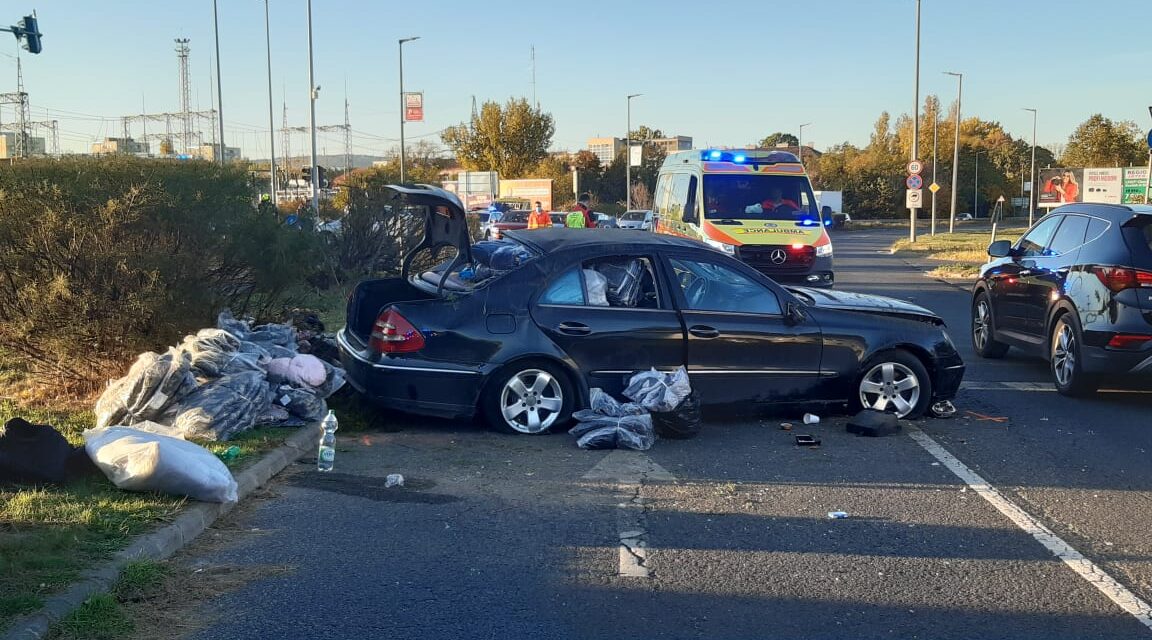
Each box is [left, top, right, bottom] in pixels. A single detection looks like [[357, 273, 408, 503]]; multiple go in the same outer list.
[[689, 325, 721, 339], [557, 322, 591, 336]]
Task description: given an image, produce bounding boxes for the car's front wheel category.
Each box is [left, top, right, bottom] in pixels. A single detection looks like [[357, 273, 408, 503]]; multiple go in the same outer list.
[[853, 350, 932, 419], [1050, 313, 1097, 396], [482, 361, 574, 434], [972, 292, 1010, 358]]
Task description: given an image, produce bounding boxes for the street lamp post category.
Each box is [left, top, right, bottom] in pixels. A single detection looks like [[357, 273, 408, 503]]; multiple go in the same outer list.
[[264, 0, 276, 201], [306, 0, 319, 214], [909, 0, 922, 243], [626, 93, 642, 211], [931, 108, 938, 235], [944, 71, 963, 233], [1024, 108, 1037, 226], [398, 36, 420, 183], [212, 0, 225, 166], [798, 122, 811, 167]]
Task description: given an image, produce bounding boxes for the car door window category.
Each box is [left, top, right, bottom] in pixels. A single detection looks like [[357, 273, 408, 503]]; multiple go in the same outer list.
[[540, 259, 662, 309], [669, 258, 781, 314], [1047, 215, 1091, 256], [1016, 215, 1063, 257], [539, 268, 585, 305]]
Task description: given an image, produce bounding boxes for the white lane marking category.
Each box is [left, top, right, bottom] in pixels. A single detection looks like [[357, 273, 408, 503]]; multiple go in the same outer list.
[[583, 451, 676, 578], [961, 381, 1053, 392], [908, 427, 1152, 631]]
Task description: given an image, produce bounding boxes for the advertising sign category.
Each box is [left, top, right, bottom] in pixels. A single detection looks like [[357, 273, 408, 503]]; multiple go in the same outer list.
[[403, 92, 424, 122], [1082, 168, 1123, 204], [1037, 168, 1083, 207], [499, 178, 554, 211], [1123, 167, 1149, 205], [629, 144, 642, 167]]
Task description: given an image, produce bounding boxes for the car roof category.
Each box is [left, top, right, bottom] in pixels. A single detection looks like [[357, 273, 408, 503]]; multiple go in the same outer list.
[[1049, 203, 1152, 221], [505, 228, 704, 254]]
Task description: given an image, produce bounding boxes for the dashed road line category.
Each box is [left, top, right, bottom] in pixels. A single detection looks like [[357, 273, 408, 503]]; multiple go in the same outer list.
[[583, 451, 676, 578], [908, 426, 1152, 632], [961, 381, 1053, 391]]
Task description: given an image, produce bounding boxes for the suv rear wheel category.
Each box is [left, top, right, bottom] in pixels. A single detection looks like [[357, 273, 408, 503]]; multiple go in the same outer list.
[[1050, 313, 1097, 396]]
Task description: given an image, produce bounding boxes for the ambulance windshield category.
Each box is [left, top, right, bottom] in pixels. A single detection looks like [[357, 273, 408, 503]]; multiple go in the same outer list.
[[703, 175, 818, 221]]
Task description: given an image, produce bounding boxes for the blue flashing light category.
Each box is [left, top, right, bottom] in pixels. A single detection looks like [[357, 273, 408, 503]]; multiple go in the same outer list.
[[799, 218, 816, 226], [733, 154, 746, 163], [823, 218, 833, 227], [708, 150, 722, 160]]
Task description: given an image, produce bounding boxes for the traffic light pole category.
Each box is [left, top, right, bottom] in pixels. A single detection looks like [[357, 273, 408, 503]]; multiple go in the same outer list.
[[2, 13, 43, 54]]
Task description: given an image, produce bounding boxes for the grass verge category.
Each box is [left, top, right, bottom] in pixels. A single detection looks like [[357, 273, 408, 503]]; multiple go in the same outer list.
[[890, 227, 1028, 280], [0, 400, 300, 628]]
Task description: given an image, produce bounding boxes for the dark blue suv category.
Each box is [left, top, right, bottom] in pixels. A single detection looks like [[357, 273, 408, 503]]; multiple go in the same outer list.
[[971, 204, 1152, 395]]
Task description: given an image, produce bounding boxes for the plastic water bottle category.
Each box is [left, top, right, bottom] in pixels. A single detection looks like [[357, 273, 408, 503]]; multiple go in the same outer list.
[[317, 410, 338, 472]]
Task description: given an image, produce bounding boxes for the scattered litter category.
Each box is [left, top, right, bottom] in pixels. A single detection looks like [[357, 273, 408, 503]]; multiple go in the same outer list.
[[803, 413, 820, 425], [964, 410, 1008, 423], [385, 473, 405, 488], [827, 511, 849, 519], [779, 422, 793, 431], [84, 426, 238, 502], [217, 445, 242, 462], [794, 434, 821, 447], [930, 462, 940, 466], [930, 400, 957, 418], [846, 410, 902, 437]]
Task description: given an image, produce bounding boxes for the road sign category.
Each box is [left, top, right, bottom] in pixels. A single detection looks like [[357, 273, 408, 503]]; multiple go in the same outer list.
[[906, 189, 923, 208], [1146, 129, 1152, 149], [997, 195, 1006, 203], [907, 160, 924, 175], [928, 182, 941, 193], [906, 174, 924, 189]]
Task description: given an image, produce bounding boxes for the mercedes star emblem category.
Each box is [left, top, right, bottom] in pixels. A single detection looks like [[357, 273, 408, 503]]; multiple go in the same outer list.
[[770, 249, 788, 265]]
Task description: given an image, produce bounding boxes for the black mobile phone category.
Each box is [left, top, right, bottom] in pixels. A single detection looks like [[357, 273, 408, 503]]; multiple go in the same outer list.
[[795, 434, 821, 446]]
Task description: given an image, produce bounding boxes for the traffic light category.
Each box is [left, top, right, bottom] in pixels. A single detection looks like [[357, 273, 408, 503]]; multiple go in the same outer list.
[[302, 166, 312, 183], [317, 166, 328, 188], [18, 15, 40, 54]]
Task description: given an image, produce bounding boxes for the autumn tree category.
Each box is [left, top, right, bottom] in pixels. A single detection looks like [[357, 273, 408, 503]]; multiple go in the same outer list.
[[441, 98, 555, 179], [758, 132, 798, 148], [1061, 114, 1146, 168], [629, 126, 664, 141]]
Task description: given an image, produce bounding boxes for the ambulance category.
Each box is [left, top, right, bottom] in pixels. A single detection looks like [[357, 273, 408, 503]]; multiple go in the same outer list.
[[653, 149, 834, 287]]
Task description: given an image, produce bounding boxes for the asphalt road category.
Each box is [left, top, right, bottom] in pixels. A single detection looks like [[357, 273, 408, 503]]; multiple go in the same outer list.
[[182, 227, 1152, 640]]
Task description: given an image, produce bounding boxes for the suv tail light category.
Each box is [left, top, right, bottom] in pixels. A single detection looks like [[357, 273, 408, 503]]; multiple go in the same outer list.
[[1092, 266, 1152, 293], [368, 308, 425, 354], [1107, 334, 1152, 350]]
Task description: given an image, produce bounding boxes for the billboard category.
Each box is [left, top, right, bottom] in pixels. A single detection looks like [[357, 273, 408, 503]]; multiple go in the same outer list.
[[1082, 168, 1123, 205], [403, 92, 424, 122], [1038, 168, 1082, 207], [1123, 167, 1150, 205], [499, 178, 554, 210]]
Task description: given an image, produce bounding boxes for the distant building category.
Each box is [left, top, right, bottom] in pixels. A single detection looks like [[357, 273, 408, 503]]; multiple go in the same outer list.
[[190, 143, 241, 162], [586, 137, 624, 165], [766, 142, 822, 161], [0, 132, 47, 159], [649, 136, 693, 155], [91, 137, 149, 156]]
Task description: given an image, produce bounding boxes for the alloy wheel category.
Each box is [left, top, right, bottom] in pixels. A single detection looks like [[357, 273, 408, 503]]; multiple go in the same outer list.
[[1052, 322, 1076, 387], [858, 362, 922, 418], [973, 299, 991, 351], [498, 369, 564, 434]]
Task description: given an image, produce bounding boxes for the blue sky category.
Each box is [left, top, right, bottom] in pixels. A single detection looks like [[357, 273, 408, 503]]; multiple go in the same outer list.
[[5, 0, 1151, 158]]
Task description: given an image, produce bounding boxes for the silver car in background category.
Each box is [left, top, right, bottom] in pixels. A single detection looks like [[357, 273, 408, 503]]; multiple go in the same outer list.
[[618, 209, 654, 230]]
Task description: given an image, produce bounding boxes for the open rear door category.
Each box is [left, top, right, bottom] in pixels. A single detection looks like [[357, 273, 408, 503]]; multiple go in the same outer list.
[[383, 184, 474, 290]]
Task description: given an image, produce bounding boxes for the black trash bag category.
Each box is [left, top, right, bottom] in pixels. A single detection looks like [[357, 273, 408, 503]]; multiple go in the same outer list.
[[0, 418, 74, 485], [169, 371, 272, 441], [569, 414, 654, 450], [94, 348, 197, 429], [596, 258, 644, 308], [846, 409, 902, 437], [270, 384, 327, 422], [652, 390, 702, 439], [623, 367, 692, 413]]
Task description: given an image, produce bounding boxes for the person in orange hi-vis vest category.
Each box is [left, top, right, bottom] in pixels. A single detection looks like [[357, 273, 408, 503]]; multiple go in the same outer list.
[[527, 201, 552, 229]]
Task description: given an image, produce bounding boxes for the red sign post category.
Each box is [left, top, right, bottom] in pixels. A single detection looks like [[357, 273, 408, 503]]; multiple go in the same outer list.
[[403, 92, 424, 122]]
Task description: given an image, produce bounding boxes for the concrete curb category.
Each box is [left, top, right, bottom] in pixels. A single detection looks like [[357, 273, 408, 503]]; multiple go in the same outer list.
[[2, 426, 318, 640]]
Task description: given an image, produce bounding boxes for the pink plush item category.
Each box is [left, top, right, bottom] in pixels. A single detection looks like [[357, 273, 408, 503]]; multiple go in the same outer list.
[[267, 358, 293, 383], [289, 355, 327, 387]]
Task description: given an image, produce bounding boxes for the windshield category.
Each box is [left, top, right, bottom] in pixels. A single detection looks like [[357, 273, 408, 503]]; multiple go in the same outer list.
[[621, 210, 649, 221], [703, 174, 819, 221], [499, 210, 530, 223]]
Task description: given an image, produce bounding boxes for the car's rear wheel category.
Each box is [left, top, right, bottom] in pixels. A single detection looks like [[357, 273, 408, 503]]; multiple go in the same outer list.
[[972, 292, 1010, 359], [853, 350, 932, 419], [482, 361, 574, 434], [1050, 313, 1097, 396]]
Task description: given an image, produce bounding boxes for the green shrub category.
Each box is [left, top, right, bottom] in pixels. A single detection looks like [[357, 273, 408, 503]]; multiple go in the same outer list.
[[0, 156, 320, 389]]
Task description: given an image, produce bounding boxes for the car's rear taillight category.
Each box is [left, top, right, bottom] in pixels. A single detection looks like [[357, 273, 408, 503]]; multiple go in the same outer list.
[[1107, 334, 1152, 350], [368, 308, 425, 354], [1092, 266, 1152, 293]]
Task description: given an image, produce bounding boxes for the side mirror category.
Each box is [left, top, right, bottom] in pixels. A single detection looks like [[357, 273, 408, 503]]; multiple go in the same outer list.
[[821, 205, 832, 216], [987, 239, 1013, 258], [785, 301, 806, 326]]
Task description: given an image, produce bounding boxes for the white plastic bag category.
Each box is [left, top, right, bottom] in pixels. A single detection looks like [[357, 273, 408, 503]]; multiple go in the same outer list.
[[623, 366, 692, 413], [83, 427, 238, 503], [583, 269, 609, 306]]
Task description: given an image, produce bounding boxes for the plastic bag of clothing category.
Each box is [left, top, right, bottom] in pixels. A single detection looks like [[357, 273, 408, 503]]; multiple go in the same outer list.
[[596, 258, 644, 308], [583, 269, 609, 306], [216, 309, 253, 339], [489, 245, 533, 271], [574, 388, 646, 420], [217, 309, 296, 350], [623, 366, 692, 413], [83, 426, 238, 503], [169, 371, 272, 441], [181, 329, 268, 378], [95, 348, 197, 429], [270, 384, 327, 422], [0, 417, 74, 484], [652, 390, 702, 439], [569, 414, 654, 451]]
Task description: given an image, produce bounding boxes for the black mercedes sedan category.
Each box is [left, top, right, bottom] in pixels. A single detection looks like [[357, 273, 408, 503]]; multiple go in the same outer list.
[[971, 203, 1152, 395], [338, 185, 965, 434]]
